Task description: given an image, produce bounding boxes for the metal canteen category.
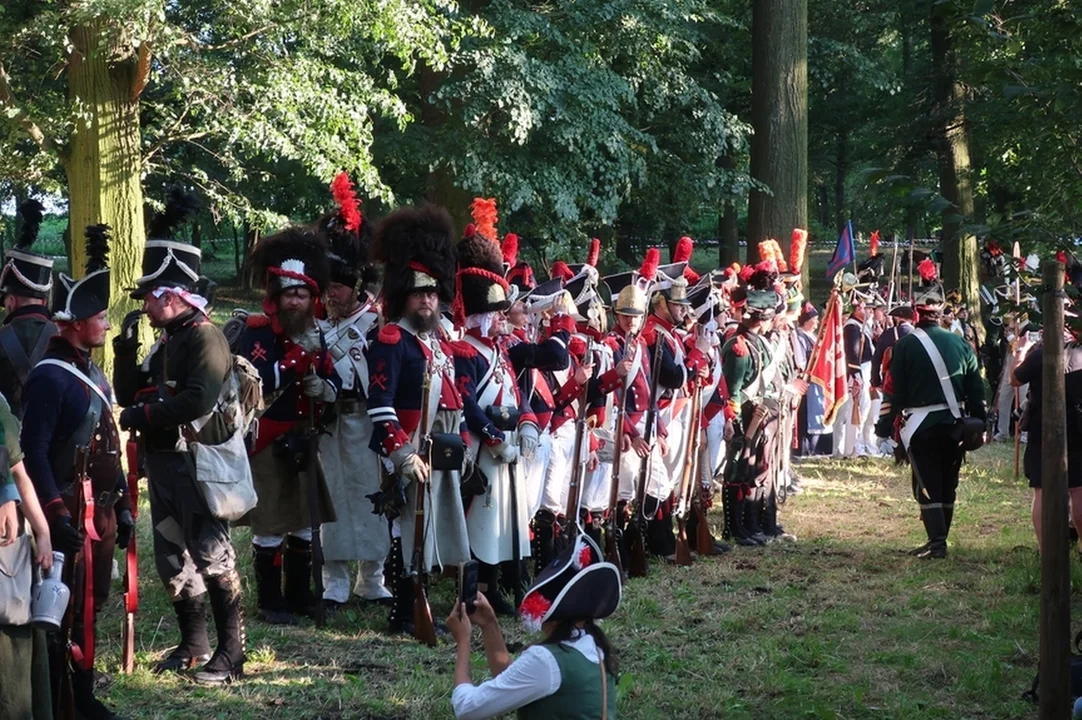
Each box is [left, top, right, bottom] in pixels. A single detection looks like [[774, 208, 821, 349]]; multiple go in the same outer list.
[[30, 551, 70, 631]]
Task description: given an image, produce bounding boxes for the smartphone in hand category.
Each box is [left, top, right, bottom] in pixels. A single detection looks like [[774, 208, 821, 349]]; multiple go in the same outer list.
[[459, 560, 479, 614]]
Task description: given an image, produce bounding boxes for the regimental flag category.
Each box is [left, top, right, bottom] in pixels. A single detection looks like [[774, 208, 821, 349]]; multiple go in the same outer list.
[[826, 220, 855, 278], [804, 288, 848, 426]]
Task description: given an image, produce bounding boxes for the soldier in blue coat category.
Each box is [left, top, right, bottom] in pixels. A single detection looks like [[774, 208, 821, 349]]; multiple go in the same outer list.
[[22, 225, 133, 720]]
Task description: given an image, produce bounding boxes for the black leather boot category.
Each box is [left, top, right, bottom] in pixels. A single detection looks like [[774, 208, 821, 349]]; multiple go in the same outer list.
[[916, 506, 948, 559], [153, 594, 212, 673], [479, 562, 515, 616], [193, 570, 246, 685], [252, 544, 296, 625], [283, 536, 315, 618], [387, 537, 414, 635], [743, 487, 769, 545], [644, 496, 676, 560], [72, 663, 123, 719]]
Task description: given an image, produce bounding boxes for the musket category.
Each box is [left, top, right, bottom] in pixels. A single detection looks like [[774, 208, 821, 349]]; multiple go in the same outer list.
[[887, 234, 900, 308], [906, 237, 915, 304], [559, 353, 594, 548], [627, 334, 664, 578], [604, 334, 635, 576], [674, 379, 704, 566], [54, 447, 90, 720], [1013, 241, 1022, 483], [412, 372, 438, 647], [304, 371, 327, 628], [121, 436, 142, 674]]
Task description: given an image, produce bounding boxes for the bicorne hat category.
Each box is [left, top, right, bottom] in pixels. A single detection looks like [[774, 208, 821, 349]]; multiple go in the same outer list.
[[518, 533, 621, 633], [1, 199, 54, 300], [53, 225, 111, 322]]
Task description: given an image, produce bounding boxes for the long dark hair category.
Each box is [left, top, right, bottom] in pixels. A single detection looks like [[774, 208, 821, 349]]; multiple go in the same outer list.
[[540, 618, 619, 678]]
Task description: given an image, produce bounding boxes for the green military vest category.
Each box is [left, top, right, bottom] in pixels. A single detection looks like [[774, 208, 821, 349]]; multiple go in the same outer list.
[[517, 644, 617, 720]]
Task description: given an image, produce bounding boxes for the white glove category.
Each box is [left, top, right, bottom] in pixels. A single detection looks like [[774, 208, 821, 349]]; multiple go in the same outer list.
[[877, 437, 896, 456], [489, 441, 519, 464], [302, 373, 336, 402], [518, 423, 540, 460], [392, 449, 430, 484]]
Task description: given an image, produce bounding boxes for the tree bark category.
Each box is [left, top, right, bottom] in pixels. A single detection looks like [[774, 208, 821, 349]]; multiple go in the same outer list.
[[747, 0, 808, 264], [929, 4, 982, 344], [64, 21, 147, 376]]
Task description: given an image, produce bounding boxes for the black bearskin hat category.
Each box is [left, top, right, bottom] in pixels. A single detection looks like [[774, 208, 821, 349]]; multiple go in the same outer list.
[[249, 226, 330, 298], [371, 204, 456, 321], [319, 172, 379, 291], [1, 198, 53, 299], [455, 227, 512, 322]]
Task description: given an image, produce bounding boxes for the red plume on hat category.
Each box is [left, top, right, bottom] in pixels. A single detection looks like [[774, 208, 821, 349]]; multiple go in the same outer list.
[[790, 229, 808, 274], [870, 229, 880, 256], [673, 236, 700, 284], [586, 238, 601, 268], [502, 233, 519, 267], [638, 247, 660, 282], [550, 260, 575, 283], [330, 172, 362, 233], [469, 198, 498, 242], [917, 257, 937, 282]]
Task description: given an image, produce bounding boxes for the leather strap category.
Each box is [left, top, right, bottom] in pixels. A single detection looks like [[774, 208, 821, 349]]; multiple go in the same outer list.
[[911, 328, 962, 419], [598, 649, 608, 720], [76, 472, 97, 670], [124, 441, 139, 615]]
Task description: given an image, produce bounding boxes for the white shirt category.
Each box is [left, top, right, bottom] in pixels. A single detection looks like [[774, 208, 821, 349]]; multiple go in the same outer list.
[[451, 631, 603, 720]]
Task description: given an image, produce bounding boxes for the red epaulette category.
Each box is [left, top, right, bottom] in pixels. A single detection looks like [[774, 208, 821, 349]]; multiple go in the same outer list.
[[603, 335, 621, 353], [378, 324, 402, 345], [448, 340, 478, 359], [640, 324, 657, 346], [569, 336, 587, 359], [246, 314, 271, 329], [733, 335, 749, 358]]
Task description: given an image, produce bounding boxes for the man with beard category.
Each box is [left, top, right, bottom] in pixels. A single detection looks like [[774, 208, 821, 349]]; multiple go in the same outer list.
[[113, 190, 245, 684], [315, 174, 393, 609], [452, 218, 539, 615], [365, 204, 470, 637], [235, 229, 340, 625], [21, 225, 133, 719], [0, 199, 57, 418]]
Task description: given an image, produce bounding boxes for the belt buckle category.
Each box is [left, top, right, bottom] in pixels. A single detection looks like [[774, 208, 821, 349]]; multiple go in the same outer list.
[[97, 491, 117, 509]]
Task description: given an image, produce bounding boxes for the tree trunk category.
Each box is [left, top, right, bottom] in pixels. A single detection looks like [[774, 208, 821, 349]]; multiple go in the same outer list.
[[419, 61, 470, 233], [834, 128, 847, 234], [242, 221, 260, 290], [930, 4, 982, 344], [191, 216, 202, 249], [232, 222, 242, 280], [746, 0, 808, 264], [65, 21, 147, 377]]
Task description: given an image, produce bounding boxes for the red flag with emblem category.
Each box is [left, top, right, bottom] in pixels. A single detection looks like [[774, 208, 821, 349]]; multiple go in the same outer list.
[[804, 288, 849, 426]]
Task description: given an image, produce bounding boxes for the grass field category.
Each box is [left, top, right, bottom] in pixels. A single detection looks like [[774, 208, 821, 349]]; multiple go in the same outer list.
[[88, 440, 1059, 720]]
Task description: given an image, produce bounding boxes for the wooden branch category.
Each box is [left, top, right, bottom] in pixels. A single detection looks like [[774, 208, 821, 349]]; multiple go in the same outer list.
[[131, 42, 152, 101], [0, 61, 57, 155]]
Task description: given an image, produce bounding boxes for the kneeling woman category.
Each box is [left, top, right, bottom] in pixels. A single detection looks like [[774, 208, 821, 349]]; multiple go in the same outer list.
[[448, 534, 621, 719]]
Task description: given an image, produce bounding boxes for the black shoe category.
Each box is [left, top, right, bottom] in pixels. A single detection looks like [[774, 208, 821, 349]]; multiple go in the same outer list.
[[713, 540, 733, 554], [734, 535, 762, 547], [192, 570, 246, 686], [324, 598, 346, 614], [905, 542, 931, 556], [72, 666, 123, 720], [915, 542, 947, 559], [154, 594, 212, 674]]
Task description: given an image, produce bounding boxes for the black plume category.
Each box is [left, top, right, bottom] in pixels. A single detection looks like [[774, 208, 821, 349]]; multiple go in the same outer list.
[[15, 199, 44, 251], [84, 224, 111, 274], [148, 187, 201, 239]]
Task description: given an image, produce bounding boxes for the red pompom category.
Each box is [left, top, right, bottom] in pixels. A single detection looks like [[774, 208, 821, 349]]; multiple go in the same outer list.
[[378, 324, 402, 345], [917, 257, 937, 282], [518, 591, 552, 632], [462, 222, 476, 240], [569, 336, 587, 358], [790, 229, 808, 274], [639, 247, 660, 281], [1057, 250, 1068, 265], [550, 261, 575, 283], [869, 229, 880, 256], [673, 236, 694, 264], [738, 265, 755, 282], [684, 267, 701, 284], [502, 233, 519, 266], [733, 335, 749, 358], [575, 543, 593, 570], [586, 238, 601, 268], [330, 172, 362, 233]]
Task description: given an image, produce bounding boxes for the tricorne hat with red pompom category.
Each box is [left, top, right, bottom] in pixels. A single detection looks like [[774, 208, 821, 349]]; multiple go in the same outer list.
[[518, 533, 621, 634]]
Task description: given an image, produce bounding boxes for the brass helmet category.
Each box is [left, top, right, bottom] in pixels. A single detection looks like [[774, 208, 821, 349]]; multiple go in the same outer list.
[[614, 284, 647, 316]]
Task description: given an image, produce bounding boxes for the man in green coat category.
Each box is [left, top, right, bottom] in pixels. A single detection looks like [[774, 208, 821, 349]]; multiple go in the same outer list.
[[876, 284, 986, 559]]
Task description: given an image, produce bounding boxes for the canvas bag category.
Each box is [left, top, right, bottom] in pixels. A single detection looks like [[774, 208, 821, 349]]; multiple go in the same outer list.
[[0, 530, 33, 625], [166, 342, 259, 521]]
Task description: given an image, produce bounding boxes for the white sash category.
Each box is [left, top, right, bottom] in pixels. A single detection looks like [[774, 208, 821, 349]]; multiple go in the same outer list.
[[36, 359, 111, 407], [464, 335, 511, 409], [899, 328, 960, 447]]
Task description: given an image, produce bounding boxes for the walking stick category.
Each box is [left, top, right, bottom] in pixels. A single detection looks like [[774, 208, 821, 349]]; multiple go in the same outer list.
[[121, 436, 142, 673]]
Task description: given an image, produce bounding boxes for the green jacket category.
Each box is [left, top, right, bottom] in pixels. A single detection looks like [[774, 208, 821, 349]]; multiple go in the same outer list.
[[875, 324, 986, 439], [0, 398, 16, 506], [721, 327, 771, 419], [517, 644, 617, 720]]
